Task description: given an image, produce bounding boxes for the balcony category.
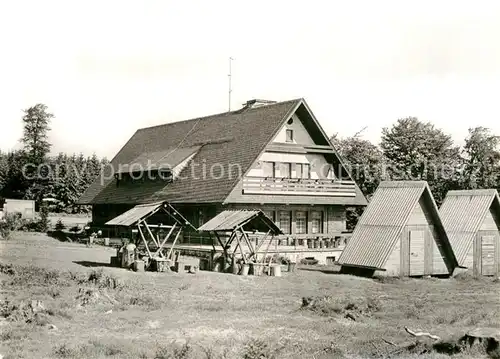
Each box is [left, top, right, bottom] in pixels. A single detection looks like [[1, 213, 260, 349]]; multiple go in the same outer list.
[[242, 177, 357, 196]]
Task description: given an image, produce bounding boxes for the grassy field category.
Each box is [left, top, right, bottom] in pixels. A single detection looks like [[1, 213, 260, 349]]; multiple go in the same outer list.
[[0, 233, 499, 359]]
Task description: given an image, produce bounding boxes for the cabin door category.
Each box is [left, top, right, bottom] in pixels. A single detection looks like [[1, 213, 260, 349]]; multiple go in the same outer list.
[[409, 230, 425, 276], [480, 235, 496, 276]]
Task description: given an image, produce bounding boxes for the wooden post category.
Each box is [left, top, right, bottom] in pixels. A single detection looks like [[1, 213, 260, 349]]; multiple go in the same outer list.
[[254, 230, 271, 253], [234, 231, 247, 264], [137, 225, 152, 258], [143, 222, 160, 248], [166, 228, 182, 260], [155, 223, 177, 257], [262, 234, 273, 264]]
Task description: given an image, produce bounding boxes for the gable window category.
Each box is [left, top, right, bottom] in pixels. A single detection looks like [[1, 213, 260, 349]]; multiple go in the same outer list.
[[296, 163, 311, 179], [311, 211, 323, 234], [295, 211, 307, 234], [286, 129, 294, 143], [278, 162, 291, 178], [262, 162, 275, 178], [264, 210, 275, 222], [279, 211, 291, 234]]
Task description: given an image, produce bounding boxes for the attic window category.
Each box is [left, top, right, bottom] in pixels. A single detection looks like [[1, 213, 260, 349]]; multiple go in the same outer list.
[[286, 129, 294, 143]]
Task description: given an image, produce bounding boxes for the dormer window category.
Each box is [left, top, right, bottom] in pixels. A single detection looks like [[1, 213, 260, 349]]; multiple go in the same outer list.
[[286, 129, 294, 143]]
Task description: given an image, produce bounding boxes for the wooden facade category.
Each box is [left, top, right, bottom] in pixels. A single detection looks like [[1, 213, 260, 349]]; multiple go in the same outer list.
[[338, 181, 457, 277], [378, 198, 450, 277], [439, 189, 500, 277]]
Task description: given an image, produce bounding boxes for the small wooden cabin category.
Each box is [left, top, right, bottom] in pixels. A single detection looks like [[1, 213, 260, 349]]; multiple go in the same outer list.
[[440, 189, 500, 277], [338, 181, 457, 277]]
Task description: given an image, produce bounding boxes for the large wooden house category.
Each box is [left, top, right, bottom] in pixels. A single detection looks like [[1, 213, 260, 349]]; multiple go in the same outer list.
[[78, 98, 367, 243]]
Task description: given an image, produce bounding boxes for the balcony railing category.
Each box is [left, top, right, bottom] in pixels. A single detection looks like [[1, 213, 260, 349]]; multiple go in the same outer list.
[[242, 177, 357, 196]]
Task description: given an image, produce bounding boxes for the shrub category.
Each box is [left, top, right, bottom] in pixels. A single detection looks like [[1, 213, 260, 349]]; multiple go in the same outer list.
[[38, 205, 49, 232], [3, 212, 23, 231], [0, 221, 10, 240], [154, 342, 192, 359], [242, 338, 278, 359], [55, 219, 65, 231]]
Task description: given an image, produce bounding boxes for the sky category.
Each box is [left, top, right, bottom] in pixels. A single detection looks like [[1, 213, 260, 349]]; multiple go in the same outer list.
[[1, 0, 500, 159]]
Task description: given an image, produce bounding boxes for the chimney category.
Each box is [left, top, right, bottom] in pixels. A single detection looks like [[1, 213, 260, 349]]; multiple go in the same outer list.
[[242, 99, 277, 109]]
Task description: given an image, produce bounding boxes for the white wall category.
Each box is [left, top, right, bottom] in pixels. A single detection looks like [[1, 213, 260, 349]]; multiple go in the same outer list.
[[272, 114, 315, 145]]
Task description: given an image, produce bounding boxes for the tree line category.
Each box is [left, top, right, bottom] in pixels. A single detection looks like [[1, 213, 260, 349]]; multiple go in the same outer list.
[[333, 118, 500, 229], [1, 104, 499, 222], [0, 104, 108, 213]]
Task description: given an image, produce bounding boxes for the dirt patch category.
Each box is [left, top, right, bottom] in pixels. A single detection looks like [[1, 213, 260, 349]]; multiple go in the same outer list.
[[301, 295, 382, 321]]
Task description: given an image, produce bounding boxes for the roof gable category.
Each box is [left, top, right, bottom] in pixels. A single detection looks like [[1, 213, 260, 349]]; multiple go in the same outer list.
[[439, 189, 500, 266], [338, 181, 453, 269]]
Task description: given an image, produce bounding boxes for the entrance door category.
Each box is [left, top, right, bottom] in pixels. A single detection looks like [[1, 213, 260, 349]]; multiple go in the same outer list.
[[409, 230, 425, 276], [481, 235, 495, 276]]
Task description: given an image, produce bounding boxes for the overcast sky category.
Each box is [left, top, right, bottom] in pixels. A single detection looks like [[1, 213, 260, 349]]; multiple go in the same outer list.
[[1, 0, 499, 159]]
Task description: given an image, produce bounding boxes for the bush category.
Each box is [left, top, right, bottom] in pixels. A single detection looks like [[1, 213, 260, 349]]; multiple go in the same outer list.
[[3, 212, 23, 231], [0, 221, 10, 240], [300, 258, 319, 265], [38, 205, 49, 232], [242, 339, 279, 359], [55, 219, 65, 231]]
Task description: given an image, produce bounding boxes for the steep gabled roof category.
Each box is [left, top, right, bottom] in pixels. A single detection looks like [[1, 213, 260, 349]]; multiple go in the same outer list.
[[78, 98, 366, 205], [439, 189, 500, 266], [338, 181, 454, 269]]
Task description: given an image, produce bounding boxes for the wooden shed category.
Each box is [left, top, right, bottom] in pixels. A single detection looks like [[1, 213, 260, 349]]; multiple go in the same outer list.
[[439, 189, 500, 277], [337, 181, 457, 277]]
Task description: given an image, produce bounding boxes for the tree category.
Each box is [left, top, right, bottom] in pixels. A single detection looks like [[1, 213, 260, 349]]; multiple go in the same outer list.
[[462, 127, 500, 190], [380, 117, 462, 204], [0, 151, 29, 199], [332, 134, 385, 230], [333, 135, 385, 197], [0, 151, 8, 190], [20, 104, 53, 164], [19, 104, 53, 206]]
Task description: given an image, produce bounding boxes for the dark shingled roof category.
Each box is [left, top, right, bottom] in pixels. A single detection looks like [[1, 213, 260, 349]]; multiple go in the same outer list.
[[78, 98, 366, 206], [78, 99, 301, 204]]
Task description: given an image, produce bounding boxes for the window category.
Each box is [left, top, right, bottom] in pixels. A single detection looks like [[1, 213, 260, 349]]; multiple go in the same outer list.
[[296, 163, 311, 179], [311, 211, 323, 234], [198, 209, 205, 227], [262, 162, 275, 178], [295, 211, 307, 234], [279, 211, 291, 234], [286, 129, 294, 143], [278, 162, 291, 178], [326, 165, 336, 179], [264, 210, 275, 222]]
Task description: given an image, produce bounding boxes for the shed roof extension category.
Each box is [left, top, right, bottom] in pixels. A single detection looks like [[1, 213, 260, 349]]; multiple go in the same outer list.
[[198, 210, 282, 235]]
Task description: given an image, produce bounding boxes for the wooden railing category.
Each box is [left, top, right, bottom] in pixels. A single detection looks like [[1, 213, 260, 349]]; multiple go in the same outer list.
[[242, 177, 357, 196]]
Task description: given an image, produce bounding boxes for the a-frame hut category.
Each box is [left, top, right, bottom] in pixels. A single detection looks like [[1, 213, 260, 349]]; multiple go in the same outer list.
[[338, 181, 457, 277], [440, 189, 500, 276]]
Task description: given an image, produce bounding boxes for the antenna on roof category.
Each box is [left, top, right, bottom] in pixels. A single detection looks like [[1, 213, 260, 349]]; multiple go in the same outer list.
[[228, 57, 234, 111]]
